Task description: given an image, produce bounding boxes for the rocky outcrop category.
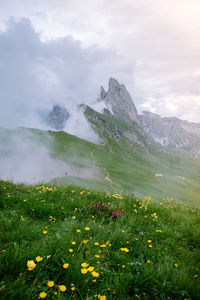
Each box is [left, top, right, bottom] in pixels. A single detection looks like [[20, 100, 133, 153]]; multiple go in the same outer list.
[[100, 78, 141, 126], [47, 105, 69, 130], [141, 111, 200, 155]]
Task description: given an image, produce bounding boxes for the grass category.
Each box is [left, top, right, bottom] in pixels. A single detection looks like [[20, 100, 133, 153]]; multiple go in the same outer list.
[[0, 179, 200, 299]]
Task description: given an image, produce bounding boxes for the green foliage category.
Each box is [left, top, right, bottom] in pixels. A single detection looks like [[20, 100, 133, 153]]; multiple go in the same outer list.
[[0, 179, 200, 299]]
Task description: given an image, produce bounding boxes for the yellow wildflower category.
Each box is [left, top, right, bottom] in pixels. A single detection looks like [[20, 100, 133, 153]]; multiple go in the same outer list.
[[27, 260, 36, 271], [95, 255, 100, 258], [174, 264, 178, 268], [76, 229, 81, 233], [36, 256, 43, 262], [81, 262, 89, 268], [59, 285, 67, 292], [94, 242, 99, 246], [147, 260, 151, 264], [85, 227, 90, 231], [43, 231, 47, 234], [81, 268, 88, 274], [88, 266, 94, 272], [39, 292, 47, 298], [147, 240, 152, 243], [82, 240, 88, 244], [91, 271, 99, 277], [47, 281, 54, 287], [69, 249, 73, 253], [63, 263, 69, 269], [72, 242, 76, 245]]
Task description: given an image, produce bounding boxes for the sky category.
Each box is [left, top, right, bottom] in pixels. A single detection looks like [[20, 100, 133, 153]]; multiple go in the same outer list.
[[0, 0, 200, 131]]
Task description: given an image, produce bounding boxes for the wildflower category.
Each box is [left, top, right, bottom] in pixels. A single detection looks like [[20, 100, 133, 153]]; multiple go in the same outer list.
[[121, 230, 125, 233], [76, 229, 81, 233], [94, 242, 99, 246], [156, 229, 163, 233], [95, 255, 100, 258], [147, 260, 151, 264], [139, 232, 144, 235], [71, 287, 75, 291], [81, 262, 89, 268], [27, 260, 36, 271], [59, 285, 67, 292], [72, 242, 76, 245], [43, 231, 47, 234], [112, 211, 123, 217], [69, 249, 73, 253], [174, 264, 178, 268], [147, 240, 152, 243], [98, 295, 106, 300], [91, 271, 99, 277], [72, 216, 76, 219], [120, 248, 129, 252], [148, 244, 153, 248], [63, 263, 69, 269], [39, 292, 47, 298], [85, 227, 90, 231], [100, 244, 106, 248], [81, 268, 88, 274], [135, 238, 139, 241], [130, 262, 135, 266], [88, 266, 94, 272], [47, 281, 54, 287], [36, 256, 43, 262], [82, 240, 88, 244], [122, 265, 125, 268]]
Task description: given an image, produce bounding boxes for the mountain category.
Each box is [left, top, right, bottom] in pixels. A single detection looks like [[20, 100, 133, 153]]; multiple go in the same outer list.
[[141, 111, 200, 156], [47, 105, 69, 130]]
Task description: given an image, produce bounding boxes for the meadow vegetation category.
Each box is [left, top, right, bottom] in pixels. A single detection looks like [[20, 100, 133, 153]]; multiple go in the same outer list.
[[0, 179, 199, 299]]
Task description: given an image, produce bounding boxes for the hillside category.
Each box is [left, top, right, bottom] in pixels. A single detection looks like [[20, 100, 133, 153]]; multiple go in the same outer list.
[[0, 179, 199, 299], [0, 126, 200, 207]]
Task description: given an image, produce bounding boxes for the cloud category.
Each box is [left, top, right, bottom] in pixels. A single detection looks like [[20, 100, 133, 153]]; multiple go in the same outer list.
[[0, 17, 132, 141]]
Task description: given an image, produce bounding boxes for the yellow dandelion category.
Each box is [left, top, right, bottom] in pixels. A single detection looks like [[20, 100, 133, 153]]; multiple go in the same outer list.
[[85, 227, 90, 231], [95, 255, 100, 258], [63, 263, 69, 269], [39, 292, 47, 298], [100, 244, 106, 248], [71, 287, 75, 291], [47, 281, 54, 287], [88, 266, 94, 272], [72, 216, 76, 219], [148, 244, 153, 248], [94, 242, 99, 246], [43, 231, 47, 234], [69, 248, 73, 253], [76, 229, 81, 233], [72, 242, 76, 245], [147, 240, 152, 243]]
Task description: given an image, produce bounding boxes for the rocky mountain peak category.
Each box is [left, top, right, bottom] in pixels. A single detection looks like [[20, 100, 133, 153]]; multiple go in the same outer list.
[[100, 77, 141, 126], [47, 105, 69, 130]]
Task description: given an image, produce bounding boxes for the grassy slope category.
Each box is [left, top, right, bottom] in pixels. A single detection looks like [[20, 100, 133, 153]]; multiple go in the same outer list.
[[0, 180, 199, 299], [0, 126, 200, 207], [48, 130, 200, 207]]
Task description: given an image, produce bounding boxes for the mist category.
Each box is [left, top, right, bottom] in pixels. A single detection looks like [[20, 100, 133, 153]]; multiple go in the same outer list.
[[0, 128, 101, 184]]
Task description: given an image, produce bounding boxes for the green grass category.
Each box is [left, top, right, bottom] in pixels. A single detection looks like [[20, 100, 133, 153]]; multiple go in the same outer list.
[[0, 179, 200, 299]]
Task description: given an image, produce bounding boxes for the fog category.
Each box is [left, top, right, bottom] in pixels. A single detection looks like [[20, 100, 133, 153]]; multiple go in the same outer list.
[[0, 128, 100, 183]]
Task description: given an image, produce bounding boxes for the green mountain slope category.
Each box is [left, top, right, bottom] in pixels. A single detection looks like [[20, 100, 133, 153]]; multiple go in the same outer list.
[[1, 125, 199, 207]]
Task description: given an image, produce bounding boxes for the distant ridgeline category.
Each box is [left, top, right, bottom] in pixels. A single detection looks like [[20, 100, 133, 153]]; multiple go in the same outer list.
[[46, 77, 200, 156]]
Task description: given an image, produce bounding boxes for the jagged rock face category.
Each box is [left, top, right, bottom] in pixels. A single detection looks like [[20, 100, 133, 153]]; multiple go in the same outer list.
[[47, 105, 69, 130], [100, 78, 141, 126], [141, 111, 200, 155]]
